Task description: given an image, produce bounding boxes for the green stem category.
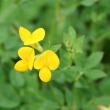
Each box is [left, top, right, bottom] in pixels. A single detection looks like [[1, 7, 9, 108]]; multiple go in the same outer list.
[[31, 43, 43, 53]]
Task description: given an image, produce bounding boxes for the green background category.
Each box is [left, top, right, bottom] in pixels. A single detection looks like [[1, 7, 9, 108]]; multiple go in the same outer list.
[[0, 0, 110, 110]]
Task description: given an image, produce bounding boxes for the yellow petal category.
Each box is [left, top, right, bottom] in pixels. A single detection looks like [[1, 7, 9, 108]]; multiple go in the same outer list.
[[14, 60, 28, 71], [43, 50, 60, 70], [18, 47, 34, 59], [31, 28, 45, 43], [19, 26, 31, 45], [18, 47, 35, 70], [34, 55, 45, 70], [39, 67, 51, 83]]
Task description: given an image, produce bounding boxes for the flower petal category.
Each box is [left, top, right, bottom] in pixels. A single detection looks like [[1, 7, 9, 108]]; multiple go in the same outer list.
[[14, 60, 28, 71], [34, 55, 45, 70], [31, 28, 45, 43], [39, 67, 51, 83], [18, 47, 34, 59], [19, 26, 31, 45], [18, 47, 35, 70], [44, 50, 60, 70]]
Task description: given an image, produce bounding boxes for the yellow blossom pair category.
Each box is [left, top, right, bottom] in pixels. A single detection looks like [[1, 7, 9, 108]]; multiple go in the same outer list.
[[14, 26, 60, 83]]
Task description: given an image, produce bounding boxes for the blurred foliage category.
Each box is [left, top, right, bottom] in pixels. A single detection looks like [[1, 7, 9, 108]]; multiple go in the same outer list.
[[0, 0, 110, 110]]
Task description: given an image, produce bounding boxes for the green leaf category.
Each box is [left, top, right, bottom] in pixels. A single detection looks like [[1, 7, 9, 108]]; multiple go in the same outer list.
[[74, 36, 85, 53], [63, 27, 76, 49], [85, 69, 106, 80], [20, 100, 59, 110], [10, 70, 25, 88], [85, 52, 103, 69], [50, 87, 64, 106], [0, 84, 20, 108], [50, 44, 62, 52], [65, 88, 73, 107], [24, 72, 39, 90], [59, 49, 72, 68], [68, 26, 77, 40], [84, 96, 110, 110], [53, 66, 81, 83], [81, 0, 97, 6], [99, 76, 110, 95], [53, 69, 66, 83], [94, 96, 110, 105], [74, 53, 86, 67], [0, 26, 10, 43], [64, 67, 80, 82], [0, 68, 5, 83]]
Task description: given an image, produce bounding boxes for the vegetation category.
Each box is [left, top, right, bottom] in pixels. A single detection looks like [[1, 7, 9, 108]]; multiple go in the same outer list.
[[0, 0, 110, 110]]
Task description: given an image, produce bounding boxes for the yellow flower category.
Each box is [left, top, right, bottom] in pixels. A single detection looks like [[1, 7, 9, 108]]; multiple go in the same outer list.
[[19, 26, 45, 45], [34, 50, 60, 82], [14, 47, 35, 71]]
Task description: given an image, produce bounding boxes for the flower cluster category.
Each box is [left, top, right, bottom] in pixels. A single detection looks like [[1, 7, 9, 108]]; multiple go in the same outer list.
[[14, 27, 60, 83]]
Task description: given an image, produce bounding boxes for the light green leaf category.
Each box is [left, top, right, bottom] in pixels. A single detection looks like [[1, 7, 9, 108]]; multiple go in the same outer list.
[[63, 27, 76, 49], [85, 69, 106, 80], [68, 26, 77, 40], [59, 49, 73, 68], [85, 52, 103, 69], [74, 53, 86, 67], [75, 35, 85, 53], [50, 44, 62, 52], [81, 0, 98, 6]]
